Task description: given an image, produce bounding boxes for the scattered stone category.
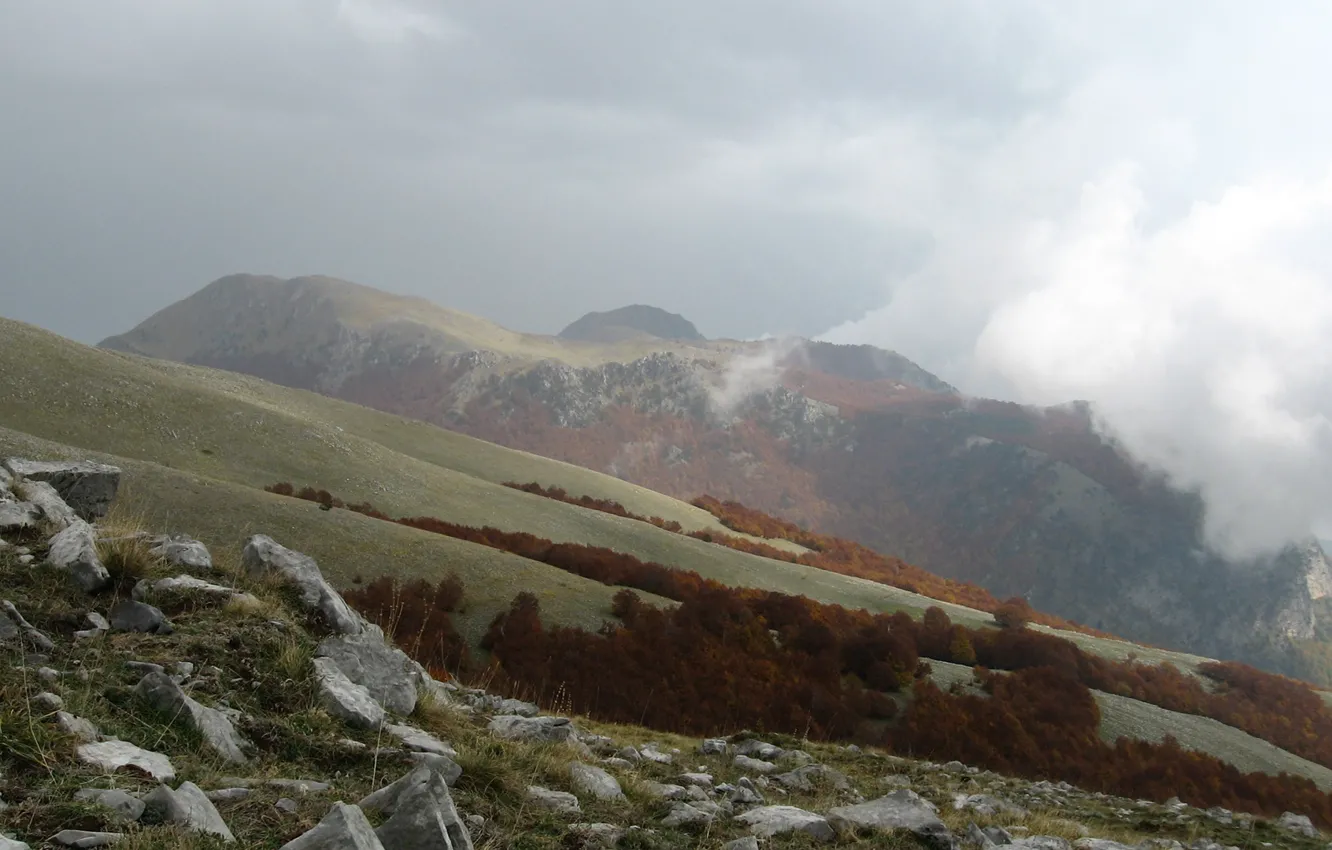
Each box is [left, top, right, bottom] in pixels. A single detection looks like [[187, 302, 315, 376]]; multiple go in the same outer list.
[[312, 656, 385, 729], [32, 691, 64, 713], [614, 745, 642, 762], [700, 738, 728, 756], [385, 723, 455, 757], [18, 480, 78, 529], [133, 575, 250, 606], [279, 801, 386, 850], [16, 554, 33, 565], [0, 601, 54, 652], [728, 778, 765, 806], [773, 764, 851, 793], [733, 739, 784, 760], [1204, 807, 1233, 825], [642, 782, 689, 800], [735, 805, 834, 841], [51, 831, 123, 848], [124, 661, 166, 676], [527, 786, 581, 814], [267, 779, 333, 794], [567, 823, 626, 848], [779, 749, 817, 766], [55, 712, 101, 743], [142, 781, 234, 841], [74, 789, 145, 822], [677, 772, 713, 787], [276, 798, 300, 814], [148, 535, 213, 571], [570, 763, 624, 801], [36, 666, 60, 684], [488, 714, 576, 744], [955, 793, 1027, 817], [603, 757, 634, 770], [723, 838, 760, 850], [828, 790, 953, 848], [242, 535, 366, 635], [77, 740, 176, 782], [0, 836, 31, 850], [359, 763, 473, 850], [109, 600, 171, 634], [206, 789, 251, 804], [734, 755, 778, 774], [0, 501, 42, 533], [639, 743, 673, 764], [4, 459, 120, 520], [135, 672, 248, 763], [317, 631, 417, 715], [47, 521, 111, 592], [1276, 812, 1319, 838], [662, 801, 715, 827]]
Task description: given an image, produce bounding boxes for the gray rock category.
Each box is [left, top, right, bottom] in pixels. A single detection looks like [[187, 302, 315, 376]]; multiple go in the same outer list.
[[1276, 812, 1319, 838], [641, 782, 688, 800], [567, 823, 626, 848], [614, 745, 642, 762], [723, 838, 760, 850], [268, 779, 333, 794], [733, 739, 784, 760], [662, 801, 715, 827], [385, 723, 455, 757], [1, 601, 54, 652], [735, 805, 834, 841], [55, 712, 101, 743], [77, 740, 175, 782], [51, 831, 122, 848], [312, 656, 385, 729], [4, 459, 120, 520], [677, 772, 713, 787], [36, 666, 60, 684], [276, 798, 300, 814], [527, 785, 581, 814], [86, 611, 110, 630], [955, 794, 1027, 817], [48, 521, 111, 592], [773, 764, 850, 793], [603, 757, 634, 770], [728, 777, 765, 806], [488, 714, 576, 744], [74, 789, 146, 822], [639, 743, 673, 764], [133, 575, 246, 604], [109, 600, 170, 634], [134, 672, 248, 763], [570, 763, 624, 801], [33, 691, 65, 712], [734, 754, 778, 774], [316, 632, 417, 715], [279, 802, 386, 850], [124, 661, 166, 676], [17, 480, 77, 529], [207, 788, 252, 804], [779, 749, 817, 766], [0, 501, 42, 533], [700, 738, 728, 756], [0, 835, 32, 850], [359, 763, 473, 850], [828, 790, 955, 848], [148, 535, 213, 571], [142, 781, 234, 841], [1073, 841, 1136, 850], [404, 752, 463, 786], [242, 535, 366, 635]]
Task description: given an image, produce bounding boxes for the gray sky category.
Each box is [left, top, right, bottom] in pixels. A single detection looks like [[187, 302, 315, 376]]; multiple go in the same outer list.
[[5, 0, 1332, 556]]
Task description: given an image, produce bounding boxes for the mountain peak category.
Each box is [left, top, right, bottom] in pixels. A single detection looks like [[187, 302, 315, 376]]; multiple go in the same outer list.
[[558, 304, 705, 343]]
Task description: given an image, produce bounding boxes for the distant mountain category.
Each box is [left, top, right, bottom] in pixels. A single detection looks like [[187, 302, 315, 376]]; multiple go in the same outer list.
[[559, 304, 706, 343], [101, 273, 1332, 682]]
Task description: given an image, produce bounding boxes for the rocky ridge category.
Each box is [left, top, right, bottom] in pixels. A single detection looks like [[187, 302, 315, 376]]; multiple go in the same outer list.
[[1, 458, 1329, 848]]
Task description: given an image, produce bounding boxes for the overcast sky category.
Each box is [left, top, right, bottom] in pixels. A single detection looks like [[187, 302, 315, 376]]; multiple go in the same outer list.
[[5, 1, 1332, 555]]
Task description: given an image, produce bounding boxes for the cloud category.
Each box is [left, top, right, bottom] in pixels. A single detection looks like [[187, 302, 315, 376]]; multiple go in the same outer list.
[[708, 338, 803, 419]]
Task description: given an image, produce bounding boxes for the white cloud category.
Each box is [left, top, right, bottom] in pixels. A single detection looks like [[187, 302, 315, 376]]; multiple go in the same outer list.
[[335, 0, 457, 44]]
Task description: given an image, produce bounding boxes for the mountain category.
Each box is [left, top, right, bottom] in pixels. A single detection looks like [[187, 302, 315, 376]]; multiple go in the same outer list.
[[559, 304, 706, 343], [100, 274, 1332, 682]]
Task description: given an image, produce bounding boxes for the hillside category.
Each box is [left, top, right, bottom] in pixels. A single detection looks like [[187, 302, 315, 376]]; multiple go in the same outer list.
[[100, 274, 1332, 683], [559, 305, 706, 343]]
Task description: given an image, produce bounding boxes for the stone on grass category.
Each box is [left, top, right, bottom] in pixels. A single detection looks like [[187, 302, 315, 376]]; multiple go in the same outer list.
[[312, 657, 385, 729], [0, 501, 42, 533], [733, 739, 783, 760], [142, 781, 234, 842], [47, 521, 111, 592], [18, 480, 78, 529], [0, 835, 31, 850], [77, 740, 175, 782], [641, 782, 688, 801], [55, 712, 101, 743], [132, 575, 244, 605], [773, 764, 850, 793], [242, 535, 366, 636], [207, 789, 251, 804], [279, 802, 386, 850], [663, 802, 715, 828], [359, 763, 473, 850], [700, 738, 728, 755], [0, 601, 54, 652], [267, 779, 333, 794], [51, 831, 122, 848], [276, 798, 300, 814], [404, 753, 463, 786], [74, 789, 145, 822], [723, 838, 760, 850], [527, 786, 581, 814], [135, 671, 248, 763], [639, 743, 673, 764], [317, 631, 417, 715], [488, 714, 576, 744], [735, 805, 834, 841], [3, 459, 120, 520], [1276, 812, 1318, 838], [148, 535, 213, 571], [734, 755, 778, 774], [827, 790, 954, 849], [385, 723, 455, 757], [570, 763, 624, 801], [109, 600, 170, 635]]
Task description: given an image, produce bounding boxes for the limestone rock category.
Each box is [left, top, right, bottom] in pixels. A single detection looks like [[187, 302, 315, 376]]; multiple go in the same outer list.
[[955, 793, 1027, 817], [384, 723, 455, 757], [723, 838, 760, 850], [359, 763, 473, 850], [142, 781, 234, 841], [109, 600, 171, 634], [0, 835, 32, 850], [51, 831, 123, 848], [78, 740, 175, 782], [641, 782, 688, 800], [1, 601, 54, 652], [734, 755, 778, 774], [1276, 812, 1319, 838], [773, 764, 850, 793], [17, 481, 77, 529], [242, 535, 365, 635], [317, 631, 417, 715], [135, 672, 248, 763], [47, 521, 111, 592], [0, 501, 42, 533], [280, 802, 386, 850], [3, 459, 120, 520], [133, 575, 248, 605], [735, 805, 834, 841], [74, 789, 146, 822], [639, 743, 673, 764], [312, 656, 385, 729], [827, 790, 954, 848], [662, 801, 715, 828], [207, 789, 251, 803], [733, 739, 784, 760], [700, 738, 728, 756], [32, 691, 64, 713], [147, 535, 213, 571], [567, 823, 627, 848], [488, 714, 576, 744], [570, 763, 624, 801], [527, 786, 581, 814], [55, 712, 101, 743]]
